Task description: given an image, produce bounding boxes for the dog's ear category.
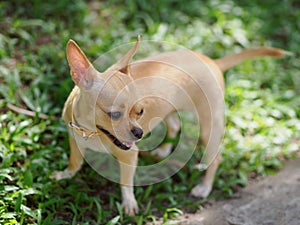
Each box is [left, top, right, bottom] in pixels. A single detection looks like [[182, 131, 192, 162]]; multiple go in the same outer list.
[[66, 40, 94, 87], [114, 35, 140, 74]]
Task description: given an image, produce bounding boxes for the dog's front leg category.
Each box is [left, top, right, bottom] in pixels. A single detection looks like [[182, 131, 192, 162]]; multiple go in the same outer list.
[[113, 146, 139, 216], [51, 136, 85, 180], [121, 185, 137, 216]]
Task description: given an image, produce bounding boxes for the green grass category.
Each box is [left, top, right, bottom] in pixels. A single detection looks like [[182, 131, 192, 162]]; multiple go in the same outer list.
[[1, 0, 299, 224]]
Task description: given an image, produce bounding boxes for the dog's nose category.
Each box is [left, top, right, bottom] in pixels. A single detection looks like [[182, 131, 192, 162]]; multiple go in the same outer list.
[[131, 127, 143, 139]]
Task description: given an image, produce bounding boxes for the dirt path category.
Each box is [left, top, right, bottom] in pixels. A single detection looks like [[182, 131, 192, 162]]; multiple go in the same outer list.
[[167, 158, 300, 225]]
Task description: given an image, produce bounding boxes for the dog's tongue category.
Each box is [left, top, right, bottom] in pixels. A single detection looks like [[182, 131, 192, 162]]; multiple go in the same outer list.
[[123, 141, 133, 148]]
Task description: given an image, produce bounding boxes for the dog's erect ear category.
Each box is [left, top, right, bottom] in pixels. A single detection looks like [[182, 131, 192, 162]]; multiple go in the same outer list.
[[114, 35, 140, 74], [66, 40, 94, 87]]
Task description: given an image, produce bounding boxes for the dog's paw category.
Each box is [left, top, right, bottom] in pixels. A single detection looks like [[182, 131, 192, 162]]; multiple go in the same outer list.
[[190, 184, 212, 198], [122, 198, 139, 216], [50, 170, 75, 180], [151, 144, 172, 158]]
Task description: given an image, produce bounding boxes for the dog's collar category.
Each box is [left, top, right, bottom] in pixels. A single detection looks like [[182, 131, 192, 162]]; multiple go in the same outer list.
[[68, 120, 102, 140]]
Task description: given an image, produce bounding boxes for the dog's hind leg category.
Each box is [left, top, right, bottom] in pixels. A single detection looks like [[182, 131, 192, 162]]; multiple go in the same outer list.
[[151, 112, 181, 158], [51, 136, 85, 180], [191, 152, 222, 198], [191, 107, 224, 198]]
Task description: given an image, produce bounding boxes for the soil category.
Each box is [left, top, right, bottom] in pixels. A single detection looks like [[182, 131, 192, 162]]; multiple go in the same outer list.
[[157, 158, 300, 225]]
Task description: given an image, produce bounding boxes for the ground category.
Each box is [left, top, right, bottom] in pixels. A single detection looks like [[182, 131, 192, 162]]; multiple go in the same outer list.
[[154, 158, 300, 225]]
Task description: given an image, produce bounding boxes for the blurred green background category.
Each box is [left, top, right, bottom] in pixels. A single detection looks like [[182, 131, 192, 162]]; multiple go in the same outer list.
[[0, 0, 299, 224]]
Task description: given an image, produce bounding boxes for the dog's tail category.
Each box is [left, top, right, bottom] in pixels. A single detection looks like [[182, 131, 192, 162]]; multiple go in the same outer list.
[[215, 47, 291, 72]]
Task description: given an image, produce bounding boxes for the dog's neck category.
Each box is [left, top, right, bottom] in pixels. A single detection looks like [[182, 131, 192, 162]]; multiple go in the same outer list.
[[69, 101, 102, 140]]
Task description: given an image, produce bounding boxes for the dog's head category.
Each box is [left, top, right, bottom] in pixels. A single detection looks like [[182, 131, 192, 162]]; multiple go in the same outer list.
[[66, 37, 144, 150]]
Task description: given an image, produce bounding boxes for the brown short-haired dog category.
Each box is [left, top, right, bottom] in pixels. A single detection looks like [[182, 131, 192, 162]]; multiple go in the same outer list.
[[52, 36, 286, 215]]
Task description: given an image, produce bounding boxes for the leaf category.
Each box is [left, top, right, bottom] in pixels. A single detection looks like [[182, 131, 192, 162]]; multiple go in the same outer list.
[[93, 198, 102, 223], [3, 185, 19, 192], [20, 188, 42, 196], [107, 215, 120, 225], [144, 200, 152, 215], [163, 207, 183, 222], [0, 212, 17, 219], [0, 168, 16, 181], [0, 173, 14, 181], [115, 202, 123, 222], [24, 170, 33, 187], [20, 94, 35, 112], [14, 192, 23, 213], [142, 185, 153, 201], [20, 204, 39, 219]]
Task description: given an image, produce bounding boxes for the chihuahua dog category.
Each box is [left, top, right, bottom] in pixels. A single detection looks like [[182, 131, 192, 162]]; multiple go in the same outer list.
[[51, 36, 286, 215]]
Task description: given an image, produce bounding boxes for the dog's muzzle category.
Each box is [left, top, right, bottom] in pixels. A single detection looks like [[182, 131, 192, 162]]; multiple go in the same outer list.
[[131, 127, 143, 140], [96, 125, 140, 151]]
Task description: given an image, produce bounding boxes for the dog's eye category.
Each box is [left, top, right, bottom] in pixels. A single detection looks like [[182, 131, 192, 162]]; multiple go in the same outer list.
[[137, 108, 144, 116], [108, 111, 122, 120]]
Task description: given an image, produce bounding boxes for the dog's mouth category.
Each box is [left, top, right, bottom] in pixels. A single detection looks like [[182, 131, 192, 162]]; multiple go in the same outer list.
[[96, 125, 133, 150]]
